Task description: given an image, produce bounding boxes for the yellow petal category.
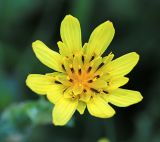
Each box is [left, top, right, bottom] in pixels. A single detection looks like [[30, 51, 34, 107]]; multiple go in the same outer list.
[[53, 97, 78, 126], [90, 79, 108, 89], [89, 57, 103, 73], [77, 101, 86, 115], [57, 41, 68, 56], [63, 87, 74, 99], [72, 55, 82, 75], [108, 77, 129, 91], [87, 95, 115, 118], [103, 52, 114, 64], [79, 91, 91, 103], [85, 21, 115, 60], [105, 52, 139, 77], [72, 85, 84, 95], [32, 40, 63, 72], [26, 74, 54, 95], [47, 85, 66, 104], [108, 88, 143, 107], [45, 72, 61, 77], [60, 15, 82, 54]]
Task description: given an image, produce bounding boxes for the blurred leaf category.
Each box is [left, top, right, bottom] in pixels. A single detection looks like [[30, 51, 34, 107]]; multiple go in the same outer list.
[[0, 72, 18, 110], [0, 97, 75, 141], [0, 98, 52, 142], [0, 98, 52, 128]]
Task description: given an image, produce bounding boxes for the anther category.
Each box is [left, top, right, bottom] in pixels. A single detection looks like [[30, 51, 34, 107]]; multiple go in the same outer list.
[[72, 95, 75, 99], [69, 79, 73, 82], [83, 89, 87, 93], [90, 88, 99, 93], [82, 55, 85, 63], [62, 64, 66, 71], [63, 88, 67, 93], [55, 80, 62, 84], [90, 55, 95, 62], [95, 75, 100, 79], [88, 80, 93, 83], [78, 68, 82, 75], [103, 90, 109, 94], [87, 66, 92, 73], [97, 62, 105, 70], [70, 67, 74, 73]]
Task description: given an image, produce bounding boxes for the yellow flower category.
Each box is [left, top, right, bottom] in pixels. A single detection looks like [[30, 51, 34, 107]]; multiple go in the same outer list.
[[26, 15, 143, 126], [98, 138, 110, 142]]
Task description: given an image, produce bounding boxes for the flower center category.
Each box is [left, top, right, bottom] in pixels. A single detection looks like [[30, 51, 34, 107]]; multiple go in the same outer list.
[[58, 53, 112, 100], [65, 54, 104, 93], [69, 70, 92, 90]]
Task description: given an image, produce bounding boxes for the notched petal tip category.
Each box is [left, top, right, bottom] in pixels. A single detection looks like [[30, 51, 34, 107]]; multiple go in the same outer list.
[[136, 91, 143, 102], [25, 74, 30, 86], [132, 52, 140, 61], [105, 52, 140, 77], [87, 96, 116, 118], [64, 14, 77, 19], [62, 14, 79, 25], [102, 20, 115, 37], [61, 14, 82, 54], [86, 20, 115, 58], [105, 20, 115, 32], [31, 40, 63, 72], [108, 89, 143, 107], [32, 40, 46, 54], [26, 74, 55, 95], [127, 52, 140, 67], [26, 74, 35, 87], [52, 98, 78, 126], [32, 40, 42, 49], [65, 14, 74, 18]]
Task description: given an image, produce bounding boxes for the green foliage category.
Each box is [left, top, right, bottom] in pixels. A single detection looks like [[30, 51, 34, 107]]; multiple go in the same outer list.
[[1, 98, 52, 126], [0, 98, 52, 141]]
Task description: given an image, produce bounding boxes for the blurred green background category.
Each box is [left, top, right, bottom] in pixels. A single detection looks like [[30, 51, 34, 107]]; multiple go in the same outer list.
[[0, 0, 160, 142]]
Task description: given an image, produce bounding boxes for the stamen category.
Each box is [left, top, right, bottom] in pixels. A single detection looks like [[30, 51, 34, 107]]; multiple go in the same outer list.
[[83, 89, 87, 93], [95, 75, 100, 79], [63, 88, 67, 93], [78, 68, 82, 75], [97, 62, 105, 70], [90, 55, 95, 62], [70, 67, 74, 73], [62, 64, 66, 71], [103, 90, 109, 94], [82, 55, 85, 63], [88, 80, 93, 83], [90, 88, 99, 93], [87, 66, 92, 73], [55, 80, 62, 84], [69, 79, 73, 82]]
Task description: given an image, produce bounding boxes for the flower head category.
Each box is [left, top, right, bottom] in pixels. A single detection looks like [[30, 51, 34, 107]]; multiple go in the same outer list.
[[26, 15, 143, 126]]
